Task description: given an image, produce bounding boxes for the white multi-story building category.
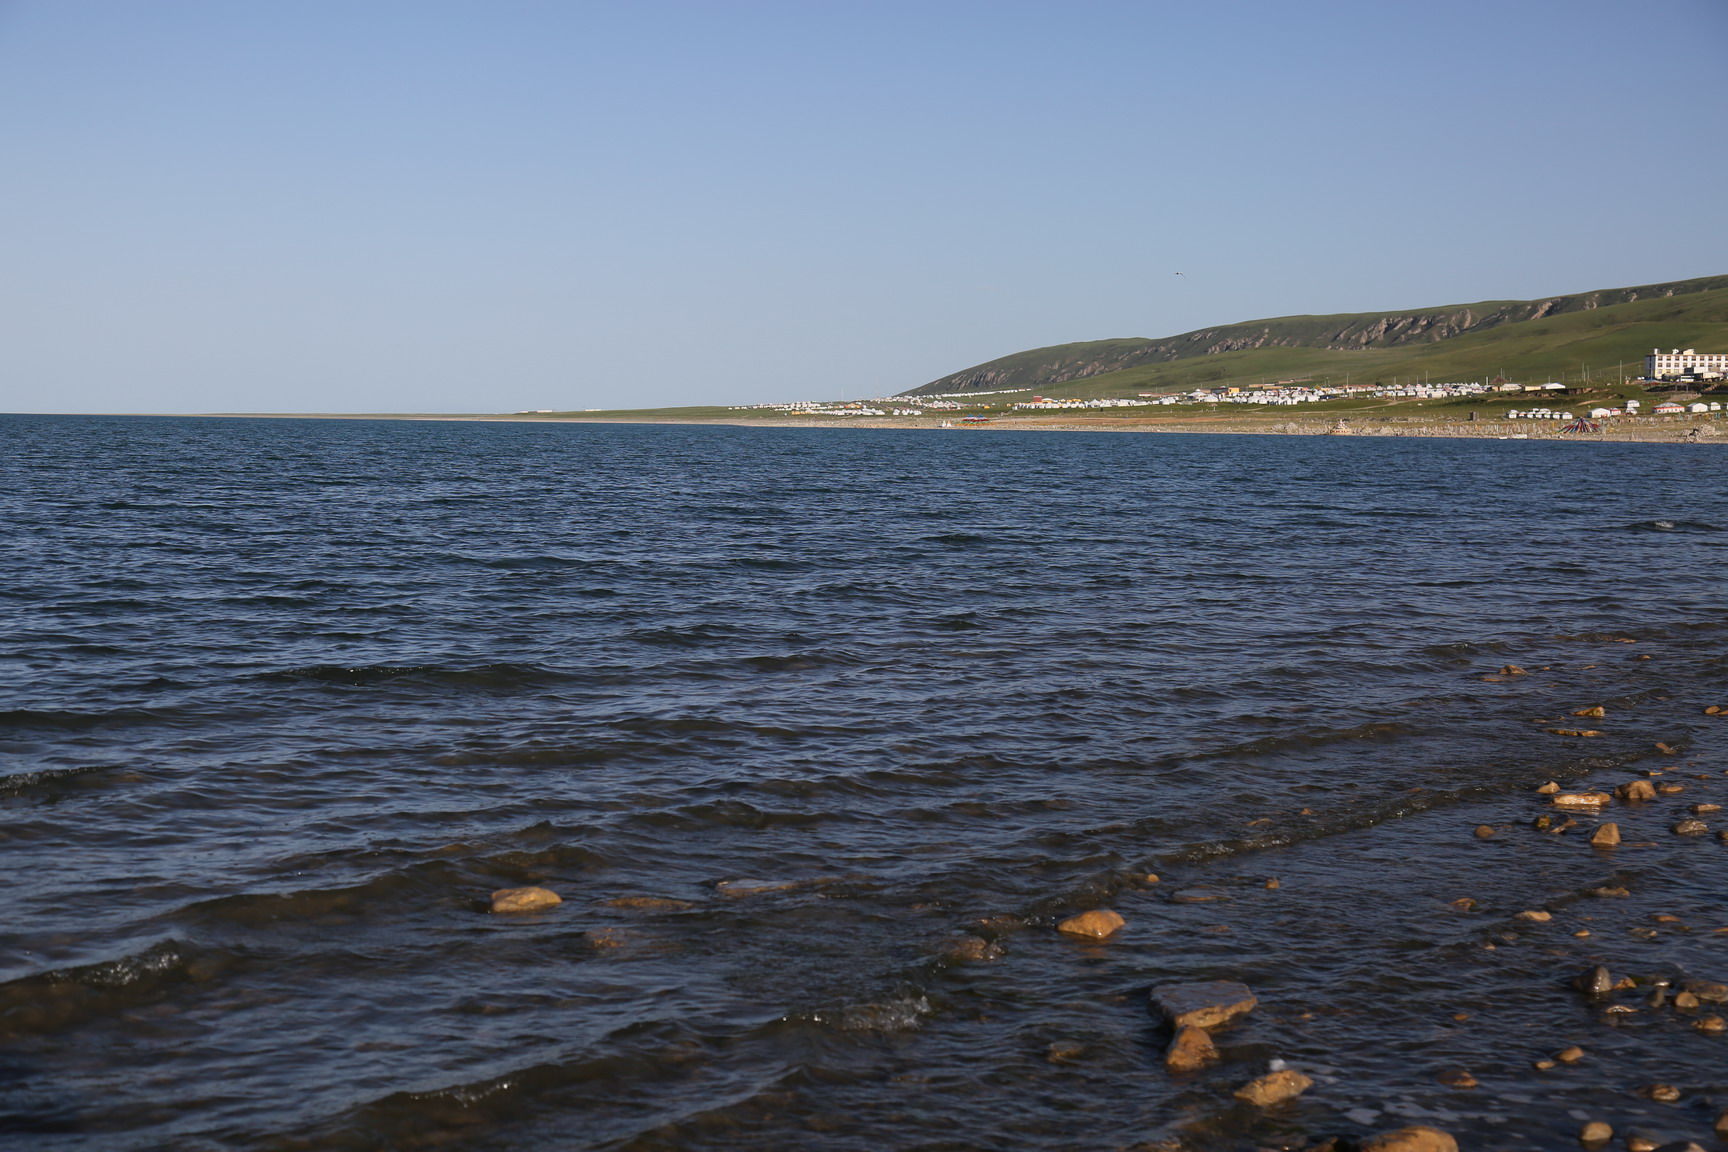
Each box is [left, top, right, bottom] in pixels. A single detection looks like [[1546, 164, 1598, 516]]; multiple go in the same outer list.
[[1647, 348, 1728, 380]]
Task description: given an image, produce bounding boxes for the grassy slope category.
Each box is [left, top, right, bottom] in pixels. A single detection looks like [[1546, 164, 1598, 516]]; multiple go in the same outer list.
[[1035, 287, 1728, 399]]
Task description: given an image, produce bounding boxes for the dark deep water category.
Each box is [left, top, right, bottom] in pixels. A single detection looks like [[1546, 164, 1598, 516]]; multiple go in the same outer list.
[[3, 415, 1727, 1151]]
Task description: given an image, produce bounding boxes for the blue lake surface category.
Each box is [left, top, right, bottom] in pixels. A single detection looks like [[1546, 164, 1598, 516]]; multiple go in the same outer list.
[[2, 415, 1727, 1150]]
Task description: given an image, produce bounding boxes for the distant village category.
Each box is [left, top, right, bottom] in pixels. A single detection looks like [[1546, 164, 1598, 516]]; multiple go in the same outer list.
[[717, 348, 1726, 421]]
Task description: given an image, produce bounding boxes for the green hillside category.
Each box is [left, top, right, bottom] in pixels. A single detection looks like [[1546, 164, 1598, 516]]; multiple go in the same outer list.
[[907, 275, 1728, 398]]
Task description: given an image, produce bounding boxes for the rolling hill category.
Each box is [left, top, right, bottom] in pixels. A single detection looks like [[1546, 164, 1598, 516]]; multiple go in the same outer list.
[[905, 275, 1728, 399]]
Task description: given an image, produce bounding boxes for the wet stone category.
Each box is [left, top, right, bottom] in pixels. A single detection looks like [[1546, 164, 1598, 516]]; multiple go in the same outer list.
[[1516, 910, 1552, 922], [1620, 779, 1659, 802], [1164, 1025, 1217, 1072], [1557, 1045, 1585, 1063], [1590, 823, 1621, 848], [1576, 966, 1615, 996], [1473, 824, 1496, 839], [1658, 783, 1685, 795], [1683, 979, 1728, 1002], [716, 879, 804, 898], [1673, 819, 1708, 835], [1045, 1039, 1086, 1065], [1693, 803, 1722, 814], [1537, 781, 1562, 794], [1233, 1068, 1312, 1107], [1574, 706, 1607, 718], [1646, 1083, 1681, 1102], [1553, 792, 1612, 808], [940, 934, 1004, 963], [1672, 990, 1699, 1011], [1056, 908, 1124, 939], [1168, 886, 1230, 904], [1579, 1120, 1613, 1146], [1360, 1127, 1459, 1152], [489, 886, 562, 914], [1693, 1014, 1725, 1034], [1149, 980, 1258, 1030], [1436, 1068, 1477, 1089]]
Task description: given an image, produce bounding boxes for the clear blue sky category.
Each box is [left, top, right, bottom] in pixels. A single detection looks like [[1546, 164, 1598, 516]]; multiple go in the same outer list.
[[3, 0, 1725, 413]]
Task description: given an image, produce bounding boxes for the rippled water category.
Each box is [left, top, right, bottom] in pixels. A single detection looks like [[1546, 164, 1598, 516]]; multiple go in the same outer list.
[[3, 415, 1727, 1151]]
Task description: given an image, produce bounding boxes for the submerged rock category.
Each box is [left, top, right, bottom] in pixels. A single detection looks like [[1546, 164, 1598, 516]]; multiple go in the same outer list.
[[1474, 824, 1496, 839], [1168, 886, 1230, 904], [1056, 909, 1125, 939], [1516, 910, 1552, 922], [1576, 966, 1615, 996], [604, 896, 695, 911], [1360, 1127, 1458, 1152], [1045, 1039, 1086, 1064], [1233, 1068, 1311, 1106], [1683, 979, 1728, 1002], [1149, 980, 1258, 1029], [716, 879, 804, 898], [1693, 1014, 1725, 1034], [1501, 664, 1527, 675], [940, 934, 1004, 963], [1436, 1068, 1478, 1089], [1646, 1083, 1681, 1102], [1164, 1025, 1217, 1072], [489, 886, 562, 913], [1574, 706, 1608, 718]]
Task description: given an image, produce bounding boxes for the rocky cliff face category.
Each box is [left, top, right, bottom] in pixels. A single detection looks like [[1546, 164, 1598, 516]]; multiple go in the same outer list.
[[908, 275, 1728, 396]]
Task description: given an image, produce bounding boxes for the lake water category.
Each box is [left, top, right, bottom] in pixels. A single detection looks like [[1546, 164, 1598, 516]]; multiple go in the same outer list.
[[3, 415, 1727, 1151]]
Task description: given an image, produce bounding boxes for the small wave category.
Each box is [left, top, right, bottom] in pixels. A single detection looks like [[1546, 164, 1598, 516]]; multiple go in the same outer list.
[[1616, 519, 1723, 533], [790, 990, 933, 1033], [0, 940, 233, 1038], [0, 707, 181, 733], [261, 662, 573, 688]]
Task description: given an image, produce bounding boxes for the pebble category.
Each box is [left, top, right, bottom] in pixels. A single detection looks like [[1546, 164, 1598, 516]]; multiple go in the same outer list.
[[1143, 872, 1161, 884], [1516, 910, 1552, 922], [1533, 1058, 1556, 1070], [1673, 990, 1700, 1011], [1537, 780, 1561, 794], [1620, 779, 1659, 802], [1707, 705, 1725, 715], [1233, 1068, 1312, 1106], [1658, 782, 1686, 795], [1693, 803, 1722, 814], [1149, 980, 1258, 1030], [1164, 1025, 1218, 1072], [1056, 909, 1125, 939], [1647, 1083, 1682, 1102], [1474, 824, 1496, 839], [1557, 1045, 1585, 1063], [1360, 1127, 1459, 1152], [1574, 706, 1607, 718], [489, 886, 562, 914], [1264, 877, 1280, 889], [1673, 819, 1708, 835], [1694, 1014, 1725, 1034], [1590, 823, 1621, 848], [1579, 1120, 1613, 1145]]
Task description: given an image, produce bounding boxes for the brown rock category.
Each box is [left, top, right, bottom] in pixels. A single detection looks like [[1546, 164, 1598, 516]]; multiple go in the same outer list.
[[1716, 1109, 1728, 1136], [1673, 819, 1708, 835], [1673, 990, 1700, 1011], [1501, 664, 1527, 675], [1658, 782, 1686, 795], [1557, 1045, 1585, 1063], [1692, 803, 1722, 814], [1449, 897, 1477, 911], [1647, 1083, 1681, 1102], [1707, 705, 1724, 715], [1474, 824, 1496, 839], [1576, 966, 1615, 996], [1589, 885, 1631, 898], [1574, 706, 1607, 718], [1533, 1058, 1556, 1070], [1579, 1120, 1613, 1146], [1057, 909, 1125, 939], [1143, 872, 1161, 884], [1620, 779, 1659, 802], [1164, 1025, 1218, 1072], [1264, 877, 1280, 889], [1548, 728, 1603, 738], [1537, 780, 1562, 794], [1693, 1014, 1725, 1034], [1233, 1068, 1312, 1106], [1553, 792, 1613, 808], [1683, 980, 1728, 1002], [489, 886, 562, 913], [1149, 980, 1258, 1030], [1360, 1127, 1459, 1152], [1437, 1068, 1478, 1089], [1590, 823, 1621, 848], [1516, 910, 1552, 922], [1655, 741, 1680, 755], [1626, 1137, 1658, 1152]]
